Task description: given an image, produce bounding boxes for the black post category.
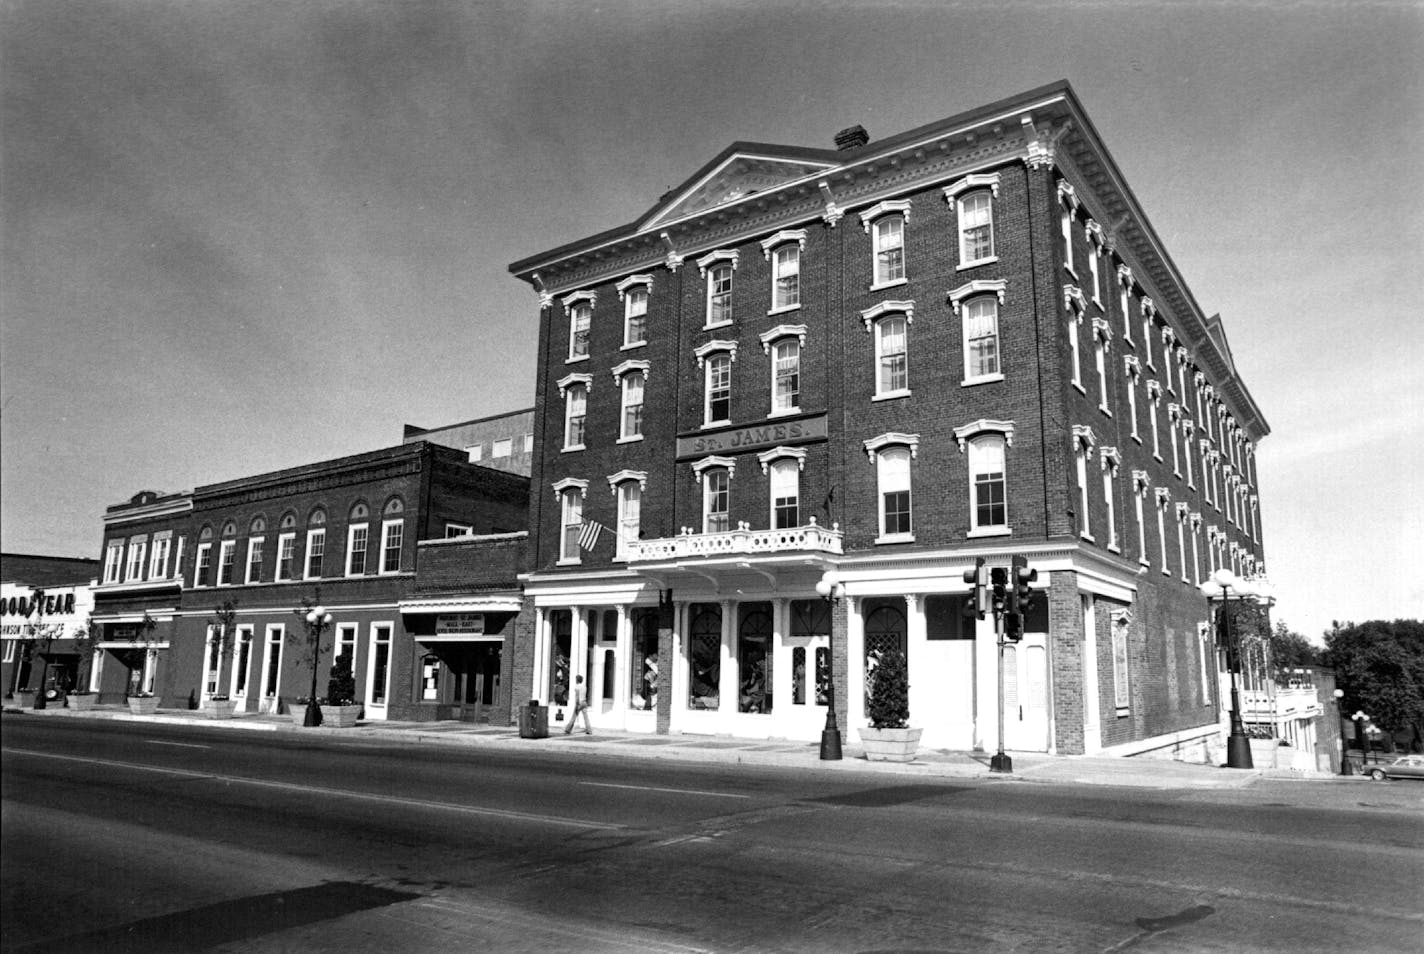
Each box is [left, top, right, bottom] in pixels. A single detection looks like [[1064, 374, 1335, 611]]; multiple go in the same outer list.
[[820, 601, 842, 761], [1222, 602, 1253, 769], [303, 612, 325, 728]]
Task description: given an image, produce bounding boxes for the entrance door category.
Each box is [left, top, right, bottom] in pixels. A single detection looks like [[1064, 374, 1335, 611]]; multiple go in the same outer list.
[[364, 623, 393, 720], [1004, 635, 1050, 751]]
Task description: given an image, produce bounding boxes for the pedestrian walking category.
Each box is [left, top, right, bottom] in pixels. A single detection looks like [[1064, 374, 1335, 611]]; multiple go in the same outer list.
[[564, 675, 592, 735]]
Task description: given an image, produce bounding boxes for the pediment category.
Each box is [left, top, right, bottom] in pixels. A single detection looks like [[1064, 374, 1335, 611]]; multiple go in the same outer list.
[[640, 149, 837, 229]]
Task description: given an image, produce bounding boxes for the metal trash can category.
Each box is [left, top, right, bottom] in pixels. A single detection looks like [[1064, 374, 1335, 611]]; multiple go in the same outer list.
[[518, 700, 549, 739]]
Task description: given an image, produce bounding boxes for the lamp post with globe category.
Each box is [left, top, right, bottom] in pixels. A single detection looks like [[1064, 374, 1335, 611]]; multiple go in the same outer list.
[[814, 571, 844, 761], [1197, 568, 1263, 769], [302, 605, 333, 727]]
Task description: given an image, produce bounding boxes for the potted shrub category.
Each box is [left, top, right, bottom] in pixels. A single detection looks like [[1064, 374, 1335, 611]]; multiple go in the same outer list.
[[206, 694, 237, 719], [319, 657, 361, 728], [127, 692, 159, 716], [858, 649, 921, 762], [67, 617, 101, 711]]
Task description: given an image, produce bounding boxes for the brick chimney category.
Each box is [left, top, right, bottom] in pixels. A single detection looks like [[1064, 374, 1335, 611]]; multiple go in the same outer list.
[[834, 125, 869, 150]]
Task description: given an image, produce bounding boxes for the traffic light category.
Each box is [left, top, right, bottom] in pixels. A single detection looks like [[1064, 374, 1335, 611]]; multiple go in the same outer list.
[[990, 566, 1008, 615], [1004, 612, 1023, 642], [1010, 554, 1038, 616], [962, 557, 987, 619]]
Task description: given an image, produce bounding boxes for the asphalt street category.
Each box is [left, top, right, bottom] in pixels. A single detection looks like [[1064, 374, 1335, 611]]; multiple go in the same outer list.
[[2, 716, 1421, 953]]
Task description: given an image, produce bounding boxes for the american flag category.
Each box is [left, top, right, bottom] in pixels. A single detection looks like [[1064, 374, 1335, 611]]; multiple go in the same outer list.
[[577, 520, 606, 551]]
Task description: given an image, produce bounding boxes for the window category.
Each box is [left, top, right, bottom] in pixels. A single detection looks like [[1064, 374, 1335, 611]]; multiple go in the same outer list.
[[1074, 428, 1094, 541], [877, 445, 913, 541], [335, 623, 357, 661], [245, 537, 264, 584], [1093, 318, 1112, 412], [1059, 180, 1078, 273], [1155, 488, 1171, 576], [1142, 298, 1157, 369], [1176, 503, 1190, 583], [704, 353, 731, 425], [381, 519, 403, 574], [868, 308, 910, 399], [1182, 420, 1195, 487], [959, 190, 995, 264], [467, 444, 484, 462], [773, 244, 800, 310], [262, 624, 284, 701], [771, 339, 800, 414], [688, 604, 722, 711], [217, 540, 236, 586], [564, 382, 587, 449], [623, 284, 647, 346], [173, 535, 186, 582], [148, 533, 171, 580], [305, 528, 325, 579], [1190, 514, 1203, 584], [1124, 357, 1141, 441], [231, 625, 253, 699], [969, 435, 1008, 535], [1118, 266, 1135, 343], [274, 532, 295, 581], [195, 542, 213, 587], [707, 262, 733, 326], [873, 215, 906, 285], [567, 297, 592, 361], [1161, 328, 1175, 389], [620, 372, 644, 441], [1065, 285, 1086, 390], [1102, 447, 1121, 551], [491, 438, 512, 458], [703, 468, 730, 533], [369, 624, 392, 706], [524, 432, 535, 452], [1111, 611, 1130, 712], [1168, 405, 1182, 476], [1133, 471, 1150, 568], [1147, 380, 1163, 459], [103, 541, 123, 584], [770, 457, 800, 529], [559, 485, 584, 564], [126, 537, 147, 582], [963, 297, 1000, 383], [1086, 221, 1104, 303], [346, 524, 368, 576], [616, 481, 641, 559], [445, 522, 472, 538], [759, 230, 806, 313]]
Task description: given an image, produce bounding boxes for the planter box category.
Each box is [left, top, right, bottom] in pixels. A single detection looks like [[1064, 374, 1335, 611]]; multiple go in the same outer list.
[[859, 726, 923, 763], [14, 690, 38, 709], [67, 694, 97, 711], [127, 696, 159, 716], [206, 699, 238, 719], [320, 704, 362, 728]]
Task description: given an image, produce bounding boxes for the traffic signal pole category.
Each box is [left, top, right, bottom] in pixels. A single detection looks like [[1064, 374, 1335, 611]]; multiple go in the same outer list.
[[991, 606, 1012, 774]]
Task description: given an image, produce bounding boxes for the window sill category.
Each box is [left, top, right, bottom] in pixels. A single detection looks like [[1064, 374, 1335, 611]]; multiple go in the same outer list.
[[872, 389, 911, 402], [555, 558, 582, 567], [1098, 405, 1113, 417], [869, 277, 908, 292], [1153, 453, 1163, 463], [1064, 264, 1079, 280], [1107, 543, 1121, 554], [1092, 296, 1104, 310], [620, 341, 647, 351], [958, 255, 999, 271], [616, 435, 644, 444], [704, 319, 734, 331], [701, 420, 731, 430], [1072, 382, 1087, 395], [875, 533, 916, 545], [967, 527, 1011, 539], [1116, 707, 1130, 718], [961, 373, 1004, 387], [1131, 433, 1141, 444], [1161, 567, 1171, 576], [564, 355, 590, 365], [562, 445, 585, 453], [1080, 532, 1095, 543], [766, 408, 801, 419], [1123, 335, 1135, 349], [767, 303, 802, 317]]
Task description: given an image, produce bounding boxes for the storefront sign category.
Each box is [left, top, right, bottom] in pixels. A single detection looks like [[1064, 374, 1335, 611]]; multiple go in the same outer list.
[[0, 583, 91, 640], [676, 413, 827, 460], [436, 613, 485, 635]]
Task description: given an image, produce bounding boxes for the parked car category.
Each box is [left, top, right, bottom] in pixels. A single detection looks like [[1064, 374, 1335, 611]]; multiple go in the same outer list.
[[1366, 755, 1424, 781]]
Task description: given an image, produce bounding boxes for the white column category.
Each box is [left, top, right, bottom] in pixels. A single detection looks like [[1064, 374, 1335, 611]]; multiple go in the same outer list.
[[771, 598, 788, 727], [974, 610, 997, 752], [846, 596, 864, 732], [570, 605, 587, 700], [1082, 595, 1101, 754], [671, 601, 688, 725], [613, 604, 630, 723], [533, 607, 548, 703], [720, 599, 737, 720], [904, 594, 928, 737]]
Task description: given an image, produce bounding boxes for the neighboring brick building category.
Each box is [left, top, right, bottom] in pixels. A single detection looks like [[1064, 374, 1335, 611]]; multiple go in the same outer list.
[[507, 80, 1269, 757], [90, 444, 529, 723], [403, 408, 536, 479]]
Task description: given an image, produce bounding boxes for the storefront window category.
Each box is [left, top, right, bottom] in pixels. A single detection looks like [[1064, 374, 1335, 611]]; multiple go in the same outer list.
[[550, 610, 571, 706], [630, 609, 658, 711], [738, 605, 772, 714], [688, 604, 721, 710]]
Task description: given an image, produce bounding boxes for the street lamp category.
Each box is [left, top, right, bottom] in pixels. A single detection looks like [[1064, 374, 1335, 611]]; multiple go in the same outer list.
[[1332, 688, 1351, 775], [814, 571, 844, 761], [1351, 710, 1372, 767], [1197, 568, 1255, 769], [303, 605, 333, 727]]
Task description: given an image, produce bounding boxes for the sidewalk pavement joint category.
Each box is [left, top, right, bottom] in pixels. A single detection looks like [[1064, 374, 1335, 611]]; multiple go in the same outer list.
[[2, 703, 1343, 789]]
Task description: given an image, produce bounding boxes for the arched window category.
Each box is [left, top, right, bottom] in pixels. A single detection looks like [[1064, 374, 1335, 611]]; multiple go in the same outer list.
[[863, 599, 908, 706], [688, 604, 722, 710], [738, 605, 773, 714]]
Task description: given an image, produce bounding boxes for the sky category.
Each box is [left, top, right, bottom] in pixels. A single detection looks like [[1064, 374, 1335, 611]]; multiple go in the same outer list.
[[3, 0, 1421, 643]]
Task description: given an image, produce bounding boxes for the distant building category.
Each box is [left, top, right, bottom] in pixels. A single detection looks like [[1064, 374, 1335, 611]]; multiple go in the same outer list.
[[507, 80, 1269, 758], [89, 444, 529, 722], [403, 408, 535, 478], [2, 554, 98, 701]]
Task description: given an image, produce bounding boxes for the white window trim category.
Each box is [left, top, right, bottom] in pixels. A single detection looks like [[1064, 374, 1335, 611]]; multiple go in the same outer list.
[[217, 540, 236, 587], [1073, 425, 1096, 541], [126, 537, 148, 583], [617, 274, 652, 348], [860, 199, 911, 289], [193, 542, 212, 588], [1102, 447, 1121, 552], [944, 174, 1001, 270], [765, 333, 804, 417], [761, 230, 806, 315], [260, 624, 285, 704], [870, 441, 916, 544], [345, 523, 369, 577], [698, 251, 738, 329], [862, 301, 914, 401], [964, 430, 1012, 538], [273, 532, 295, 581], [863, 432, 920, 462], [562, 292, 595, 364], [606, 469, 649, 493], [561, 377, 590, 452], [148, 531, 173, 580], [616, 367, 647, 443], [379, 518, 403, 575], [951, 283, 1008, 387], [104, 541, 124, 584], [245, 536, 264, 585], [757, 446, 807, 473], [556, 483, 586, 566], [303, 528, 325, 580]]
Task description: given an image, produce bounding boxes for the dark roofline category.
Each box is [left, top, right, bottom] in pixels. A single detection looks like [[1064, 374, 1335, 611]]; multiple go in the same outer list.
[[194, 442, 444, 499]]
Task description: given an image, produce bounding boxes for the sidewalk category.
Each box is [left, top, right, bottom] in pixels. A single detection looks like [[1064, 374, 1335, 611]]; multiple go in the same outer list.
[[2, 702, 1338, 789]]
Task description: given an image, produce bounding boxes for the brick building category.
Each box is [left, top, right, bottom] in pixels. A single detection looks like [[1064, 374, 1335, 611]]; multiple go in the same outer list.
[[90, 443, 530, 723], [507, 81, 1268, 757], [402, 407, 536, 479]]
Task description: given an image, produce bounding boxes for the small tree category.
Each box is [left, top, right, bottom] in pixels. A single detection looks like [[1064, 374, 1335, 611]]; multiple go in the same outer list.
[[867, 649, 910, 729], [327, 656, 357, 706], [72, 617, 102, 693], [208, 600, 239, 696]]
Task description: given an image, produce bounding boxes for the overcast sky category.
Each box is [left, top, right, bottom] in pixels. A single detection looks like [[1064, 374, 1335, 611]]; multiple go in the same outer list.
[[3, 0, 1421, 641]]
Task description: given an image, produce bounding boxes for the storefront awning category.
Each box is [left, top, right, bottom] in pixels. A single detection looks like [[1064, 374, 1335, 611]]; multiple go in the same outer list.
[[414, 634, 505, 644], [399, 596, 521, 614]]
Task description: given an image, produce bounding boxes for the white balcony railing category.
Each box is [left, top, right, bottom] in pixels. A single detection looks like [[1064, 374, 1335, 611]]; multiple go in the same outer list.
[[625, 519, 843, 562]]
